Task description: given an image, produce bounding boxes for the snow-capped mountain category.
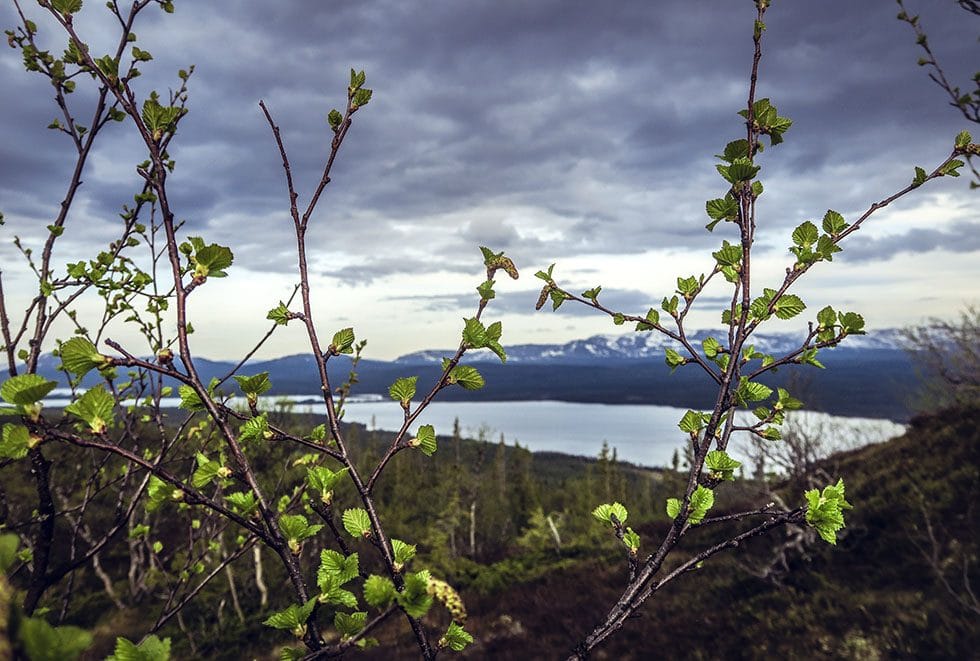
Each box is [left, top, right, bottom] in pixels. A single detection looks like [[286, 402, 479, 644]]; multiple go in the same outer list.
[[394, 328, 907, 364]]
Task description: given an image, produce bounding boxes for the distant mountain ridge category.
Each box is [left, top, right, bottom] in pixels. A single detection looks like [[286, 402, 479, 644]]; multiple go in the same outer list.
[[394, 328, 908, 364], [33, 328, 917, 421]]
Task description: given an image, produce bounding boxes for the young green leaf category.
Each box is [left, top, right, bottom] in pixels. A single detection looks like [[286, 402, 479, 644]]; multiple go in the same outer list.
[[177, 384, 206, 411], [591, 502, 628, 526], [805, 478, 853, 544], [772, 294, 806, 320], [106, 635, 171, 661], [363, 574, 397, 608], [440, 621, 474, 652], [688, 485, 715, 524], [664, 348, 686, 371], [388, 376, 418, 405], [335, 611, 367, 639], [342, 508, 372, 538], [411, 424, 437, 456], [234, 372, 272, 397], [0, 424, 32, 460], [615, 528, 638, 554], [678, 410, 705, 434], [65, 385, 115, 434], [705, 450, 741, 481], [448, 364, 484, 390], [1, 374, 57, 406], [397, 570, 433, 618], [330, 328, 355, 354], [318, 549, 359, 586], [666, 497, 681, 520], [391, 538, 417, 570], [306, 465, 348, 504], [262, 597, 317, 636], [60, 337, 110, 378], [266, 301, 291, 325]]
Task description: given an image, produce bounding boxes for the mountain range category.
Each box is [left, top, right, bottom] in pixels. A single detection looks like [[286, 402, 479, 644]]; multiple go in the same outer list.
[[37, 328, 918, 421]]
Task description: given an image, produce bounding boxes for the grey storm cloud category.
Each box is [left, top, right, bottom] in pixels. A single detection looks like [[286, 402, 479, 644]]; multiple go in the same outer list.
[[842, 221, 980, 261], [386, 287, 662, 317], [0, 0, 976, 285]]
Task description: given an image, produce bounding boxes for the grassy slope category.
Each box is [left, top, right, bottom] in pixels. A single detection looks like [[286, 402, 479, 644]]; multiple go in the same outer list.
[[402, 405, 980, 660]]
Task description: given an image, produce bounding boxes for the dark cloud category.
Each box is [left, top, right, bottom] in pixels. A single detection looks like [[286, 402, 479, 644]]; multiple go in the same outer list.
[[0, 0, 975, 285], [386, 287, 659, 318], [842, 222, 980, 261]]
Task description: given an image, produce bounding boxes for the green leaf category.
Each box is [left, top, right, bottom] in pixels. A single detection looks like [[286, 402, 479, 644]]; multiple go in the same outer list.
[[955, 130, 972, 148], [363, 574, 397, 608], [688, 485, 715, 524], [791, 221, 819, 248], [391, 538, 417, 569], [772, 294, 806, 320], [591, 502, 628, 526], [817, 305, 837, 331], [330, 328, 355, 354], [582, 286, 601, 301], [327, 109, 343, 130], [17, 617, 92, 661], [224, 491, 258, 516], [388, 376, 418, 405], [51, 0, 84, 15], [476, 279, 495, 302], [266, 301, 291, 325], [448, 364, 484, 390], [306, 466, 348, 503], [0, 424, 33, 460], [1, 374, 57, 406], [635, 308, 660, 332], [701, 336, 722, 359], [839, 311, 866, 334], [60, 337, 109, 377], [705, 194, 739, 225], [716, 139, 750, 163], [262, 597, 317, 633], [666, 498, 681, 520], [318, 549, 359, 586], [712, 241, 742, 267], [821, 210, 849, 236], [342, 508, 372, 538], [678, 410, 704, 434], [334, 611, 367, 638], [440, 621, 474, 652], [145, 475, 172, 513], [912, 166, 928, 187], [775, 388, 804, 411], [65, 385, 115, 434], [736, 377, 773, 405], [676, 275, 699, 298], [461, 317, 506, 362], [234, 372, 272, 397], [805, 478, 853, 544], [397, 570, 433, 618], [0, 533, 19, 573], [664, 348, 686, 371], [705, 450, 741, 481], [239, 414, 270, 442], [622, 527, 641, 553], [177, 384, 206, 411], [190, 241, 234, 279], [412, 424, 437, 456], [106, 635, 172, 661], [279, 514, 323, 551], [191, 453, 224, 489]]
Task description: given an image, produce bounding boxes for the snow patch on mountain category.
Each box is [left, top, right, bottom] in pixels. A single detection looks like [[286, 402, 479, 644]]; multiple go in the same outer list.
[[394, 328, 906, 364]]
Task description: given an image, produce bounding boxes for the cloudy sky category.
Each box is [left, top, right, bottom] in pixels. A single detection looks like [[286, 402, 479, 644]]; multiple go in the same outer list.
[[1, 1, 977, 361]]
